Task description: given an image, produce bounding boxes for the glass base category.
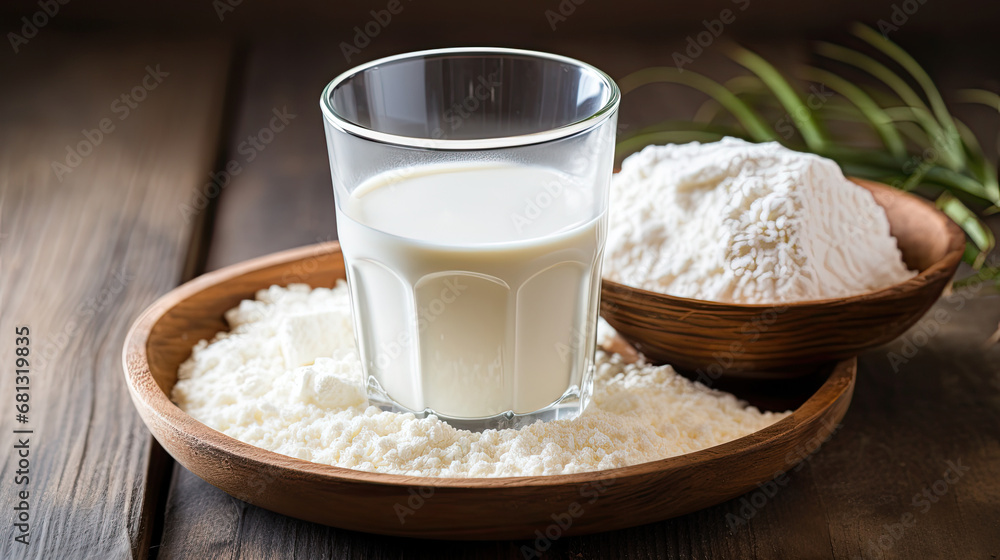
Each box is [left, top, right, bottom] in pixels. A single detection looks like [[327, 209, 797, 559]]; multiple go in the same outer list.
[[366, 375, 593, 432]]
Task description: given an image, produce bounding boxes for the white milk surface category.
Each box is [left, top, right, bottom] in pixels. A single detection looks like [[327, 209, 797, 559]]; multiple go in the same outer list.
[[336, 162, 605, 418]]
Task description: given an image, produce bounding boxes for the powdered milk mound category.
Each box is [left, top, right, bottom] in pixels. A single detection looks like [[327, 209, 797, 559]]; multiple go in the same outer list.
[[173, 283, 788, 478], [604, 138, 916, 303]]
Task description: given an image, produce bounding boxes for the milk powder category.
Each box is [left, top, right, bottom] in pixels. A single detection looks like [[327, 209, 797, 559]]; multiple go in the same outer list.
[[173, 283, 788, 478], [604, 138, 916, 303]]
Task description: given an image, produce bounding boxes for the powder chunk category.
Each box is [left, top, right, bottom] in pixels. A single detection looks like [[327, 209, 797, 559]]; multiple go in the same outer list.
[[604, 138, 916, 303], [173, 283, 789, 478], [279, 311, 347, 367], [288, 357, 366, 409]]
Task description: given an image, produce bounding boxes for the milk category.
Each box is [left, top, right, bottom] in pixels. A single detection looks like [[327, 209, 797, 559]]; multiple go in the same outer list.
[[336, 162, 605, 419]]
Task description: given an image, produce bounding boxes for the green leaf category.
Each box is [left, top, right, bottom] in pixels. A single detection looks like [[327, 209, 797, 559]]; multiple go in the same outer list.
[[816, 42, 925, 109], [817, 144, 907, 169], [815, 42, 963, 170], [802, 66, 906, 157], [883, 106, 975, 179], [725, 75, 768, 95], [936, 192, 996, 255], [618, 67, 777, 142], [924, 167, 993, 200], [882, 105, 938, 126], [693, 99, 723, 124], [814, 104, 875, 124], [955, 89, 1000, 113], [880, 106, 974, 174], [953, 118, 1000, 204], [727, 46, 827, 151], [694, 77, 769, 123], [820, 145, 991, 201], [893, 121, 934, 150], [953, 264, 1000, 290], [838, 163, 909, 185], [900, 160, 933, 192], [851, 24, 965, 171]]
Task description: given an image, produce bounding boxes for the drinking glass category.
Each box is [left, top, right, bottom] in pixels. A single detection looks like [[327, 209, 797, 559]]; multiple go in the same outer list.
[[321, 47, 620, 430]]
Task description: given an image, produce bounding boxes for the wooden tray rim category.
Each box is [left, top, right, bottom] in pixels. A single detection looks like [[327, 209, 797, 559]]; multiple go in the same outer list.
[[123, 241, 857, 490]]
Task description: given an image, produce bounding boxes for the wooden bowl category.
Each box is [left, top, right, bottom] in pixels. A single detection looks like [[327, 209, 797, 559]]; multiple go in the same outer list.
[[124, 242, 856, 539], [600, 179, 965, 378]]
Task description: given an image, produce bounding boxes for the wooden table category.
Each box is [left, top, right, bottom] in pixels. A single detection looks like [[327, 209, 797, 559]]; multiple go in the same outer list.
[[1, 30, 998, 560]]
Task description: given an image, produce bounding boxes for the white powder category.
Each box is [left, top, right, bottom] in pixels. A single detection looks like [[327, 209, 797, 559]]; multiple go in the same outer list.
[[604, 138, 916, 303], [173, 283, 788, 478]]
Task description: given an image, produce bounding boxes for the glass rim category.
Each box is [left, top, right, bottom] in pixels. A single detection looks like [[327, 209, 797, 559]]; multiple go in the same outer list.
[[320, 47, 621, 151]]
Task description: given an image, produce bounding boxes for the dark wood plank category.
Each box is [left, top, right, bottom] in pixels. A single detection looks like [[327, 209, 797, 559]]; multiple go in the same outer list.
[[161, 33, 1000, 559], [0, 34, 231, 558], [200, 37, 339, 270]]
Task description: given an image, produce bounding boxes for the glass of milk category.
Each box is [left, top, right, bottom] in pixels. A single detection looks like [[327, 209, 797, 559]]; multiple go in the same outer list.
[[320, 48, 619, 430]]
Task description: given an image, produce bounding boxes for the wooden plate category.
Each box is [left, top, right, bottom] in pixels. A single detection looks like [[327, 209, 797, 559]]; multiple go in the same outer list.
[[123, 242, 856, 540], [601, 179, 964, 377]]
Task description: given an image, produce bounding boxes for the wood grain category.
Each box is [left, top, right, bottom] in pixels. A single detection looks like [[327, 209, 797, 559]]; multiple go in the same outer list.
[[601, 180, 966, 376], [0, 35, 231, 559], [202, 37, 355, 270]]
